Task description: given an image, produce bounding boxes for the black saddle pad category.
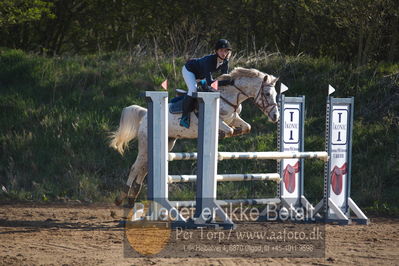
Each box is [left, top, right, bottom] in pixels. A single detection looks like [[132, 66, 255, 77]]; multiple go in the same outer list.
[[169, 96, 184, 114]]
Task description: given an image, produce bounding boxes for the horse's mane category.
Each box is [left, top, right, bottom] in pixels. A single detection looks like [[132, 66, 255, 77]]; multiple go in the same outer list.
[[219, 67, 264, 80], [219, 67, 277, 85]]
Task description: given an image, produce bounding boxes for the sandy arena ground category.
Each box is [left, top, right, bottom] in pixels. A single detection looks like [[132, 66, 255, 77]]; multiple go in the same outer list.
[[0, 203, 398, 265]]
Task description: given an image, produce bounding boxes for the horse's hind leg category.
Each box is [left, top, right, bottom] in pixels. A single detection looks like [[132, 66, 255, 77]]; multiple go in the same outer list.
[[114, 130, 148, 207], [125, 138, 176, 206], [129, 138, 176, 192], [115, 136, 177, 207], [114, 156, 147, 206]]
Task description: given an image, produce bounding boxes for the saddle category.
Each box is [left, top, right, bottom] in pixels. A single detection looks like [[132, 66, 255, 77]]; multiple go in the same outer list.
[[331, 163, 347, 195], [283, 161, 300, 193], [169, 88, 213, 114]]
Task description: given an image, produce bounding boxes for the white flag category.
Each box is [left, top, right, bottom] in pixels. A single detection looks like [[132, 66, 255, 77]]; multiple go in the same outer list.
[[328, 84, 336, 95], [280, 83, 289, 94]]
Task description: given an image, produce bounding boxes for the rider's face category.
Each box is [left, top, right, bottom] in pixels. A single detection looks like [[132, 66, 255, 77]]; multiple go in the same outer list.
[[216, 48, 231, 60]]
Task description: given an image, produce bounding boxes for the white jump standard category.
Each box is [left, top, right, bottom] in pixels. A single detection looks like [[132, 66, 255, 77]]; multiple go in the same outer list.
[[313, 97, 369, 224], [277, 95, 315, 220]]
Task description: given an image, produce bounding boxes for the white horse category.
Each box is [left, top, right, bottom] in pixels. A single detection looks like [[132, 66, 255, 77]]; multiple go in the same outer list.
[[109, 67, 280, 206]]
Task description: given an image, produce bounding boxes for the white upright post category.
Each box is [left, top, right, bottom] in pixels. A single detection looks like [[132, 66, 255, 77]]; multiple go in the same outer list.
[[193, 92, 234, 229], [146, 91, 186, 224]]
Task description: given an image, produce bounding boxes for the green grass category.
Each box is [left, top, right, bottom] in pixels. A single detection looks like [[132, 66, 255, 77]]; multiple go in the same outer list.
[[0, 48, 398, 208]]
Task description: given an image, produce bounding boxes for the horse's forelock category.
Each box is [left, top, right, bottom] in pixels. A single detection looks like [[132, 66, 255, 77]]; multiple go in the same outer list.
[[264, 74, 278, 85]]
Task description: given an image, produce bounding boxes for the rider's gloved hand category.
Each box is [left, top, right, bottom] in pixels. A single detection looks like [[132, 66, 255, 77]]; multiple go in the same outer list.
[[197, 80, 209, 91]]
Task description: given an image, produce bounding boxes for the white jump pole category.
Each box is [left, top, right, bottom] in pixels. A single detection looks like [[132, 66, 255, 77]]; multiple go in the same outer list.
[[168, 151, 328, 161], [168, 173, 281, 183]]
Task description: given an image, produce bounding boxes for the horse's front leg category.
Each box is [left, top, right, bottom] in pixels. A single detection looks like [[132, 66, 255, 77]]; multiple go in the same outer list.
[[219, 120, 234, 139], [230, 113, 251, 136]]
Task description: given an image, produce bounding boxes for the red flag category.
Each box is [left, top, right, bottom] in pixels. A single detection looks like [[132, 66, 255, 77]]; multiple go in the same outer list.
[[161, 79, 168, 90], [211, 80, 218, 90]]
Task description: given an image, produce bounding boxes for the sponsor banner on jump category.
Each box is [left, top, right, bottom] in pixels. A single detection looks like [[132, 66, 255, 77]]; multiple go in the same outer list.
[[328, 104, 350, 214], [281, 104, 301, 198]]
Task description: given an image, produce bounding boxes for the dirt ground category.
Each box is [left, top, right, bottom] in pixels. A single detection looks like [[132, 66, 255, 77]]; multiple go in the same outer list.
[[0, 203, 398, 266]]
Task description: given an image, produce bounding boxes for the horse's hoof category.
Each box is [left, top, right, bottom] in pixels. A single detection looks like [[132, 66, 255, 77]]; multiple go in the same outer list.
[[114, 193, 126, 206], [122, 198, 136, 208], [127, 197, 136, 208], [232, 127, 243, 136]]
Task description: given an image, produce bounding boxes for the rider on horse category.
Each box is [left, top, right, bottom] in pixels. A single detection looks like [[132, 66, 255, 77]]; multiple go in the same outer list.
[[180, 39, 235, 128]]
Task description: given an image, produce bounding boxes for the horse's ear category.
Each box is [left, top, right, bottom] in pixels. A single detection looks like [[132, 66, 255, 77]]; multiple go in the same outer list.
[[272, 77, 279, 85], [263, 75, 279, 85]]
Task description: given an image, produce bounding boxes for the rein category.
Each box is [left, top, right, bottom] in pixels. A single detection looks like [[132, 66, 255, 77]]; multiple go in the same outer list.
[[219, 84, 249, 111]]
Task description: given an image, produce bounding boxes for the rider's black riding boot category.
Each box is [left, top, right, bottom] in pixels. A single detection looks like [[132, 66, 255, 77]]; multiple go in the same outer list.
[[180, 95, 195, 128]]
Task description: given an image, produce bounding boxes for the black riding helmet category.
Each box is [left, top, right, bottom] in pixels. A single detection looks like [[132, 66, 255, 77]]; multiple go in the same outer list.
[[215, 39, 232, 51]]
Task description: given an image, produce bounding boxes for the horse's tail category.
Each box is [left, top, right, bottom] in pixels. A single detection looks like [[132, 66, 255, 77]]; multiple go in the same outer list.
[[109, 105, 147, 155]]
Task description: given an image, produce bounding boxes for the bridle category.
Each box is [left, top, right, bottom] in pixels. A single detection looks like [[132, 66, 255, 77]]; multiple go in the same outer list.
[[220, 78, 278, 118], [253, 81, 279, 118]]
